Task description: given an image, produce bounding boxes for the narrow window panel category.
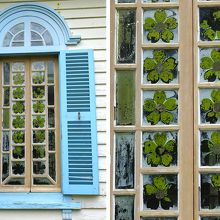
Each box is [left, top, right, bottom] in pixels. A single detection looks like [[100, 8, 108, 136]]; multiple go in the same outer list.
[[11, 42, 24, 47], [2, 154, 9, 181], [48, 130, 55, 151], [202, 218, 220, 220], [3, 109, 10, 129], [143, 0, 177, 2], [33, 145, 45, 159], [3, 63, 10, 85], [48, 86, 54, 105], [47, 61, 54, 83], [33, 178, 53, 185], [117, 10, 136, 63], [31, 41, 44, 46], [2, 132, 10, 151], [6, 178, 24, 185], [115, 196, 134, 220], [3, 87, 10, 106], [49, 153, 56, 181], [48, 108, 55, 128], [115, 133, 135, 189], [116, 70, 135, 125]]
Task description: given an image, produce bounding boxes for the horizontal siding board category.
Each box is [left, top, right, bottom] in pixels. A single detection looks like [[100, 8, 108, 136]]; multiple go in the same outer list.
[[71, 28, 106, 40], [66, 18, 106, 29], [73, 196, 106, 209], [73, 209, 106, 220]]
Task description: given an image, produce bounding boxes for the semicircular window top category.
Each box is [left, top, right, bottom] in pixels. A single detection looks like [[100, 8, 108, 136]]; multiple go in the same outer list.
[[3, 22, 54, 47]]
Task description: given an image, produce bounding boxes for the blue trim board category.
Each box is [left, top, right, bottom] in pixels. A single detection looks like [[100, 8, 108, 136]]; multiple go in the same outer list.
[[0, 193, 81, 209]]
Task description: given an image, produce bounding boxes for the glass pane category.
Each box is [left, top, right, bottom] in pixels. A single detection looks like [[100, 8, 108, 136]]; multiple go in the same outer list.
[[32, 72, 45, 84], [200, 89, 220, 124], [32, 62, 45, 71], [48, 86, 54, 105], [115, 196, 134, 220], [143, 49, 178, 84], [33, 145, 45, 159], [202, 218, 220, 220], [143, 174, 178, 210], [42, 30, 53, 46], [143, 131, 177, 167], [116, 70, 135, 125], [143, 9, 178, 44], [31, 22, 46, 34], [31, 41, 44, 46], [12, 116, 25, 129], [49, 153, 56, 181], [33, 101, 45, 113], [48, 131, 55, 151], [33, 177, 53, 185], [201, 174, 220, 209], [3, 109, 10, 129], [13, 73, 24, 85], [33, 86, 45, 99], [33, 130, 45, 143], [115, 133, 135, 189], [10, 23, 24, 35], [3, 87, 10, 106], [47, 61, 54, 83], [3, 63, 10, 85], [143, 0, 177, 2], [31, 31, 43, 41], [11, 42, 24, 47], [13, 87, 24, 100], [200, 130, 220, 166], [12, 131, 25, 144], [13, 32, 24, 41], [48, 108, 55, 128], [12, 162, 25, 175], [6, 178, 24, 185], [2, 154, 9, 181], [2, 132, 10, 151], [3, 33, 13, 47], [13, 146, 25, 159], [33, 116, 45, 128], [142, 218, 177, 220], [117, 10, 136, 63], [200, 48, 220, 82], [33, 161, 46, 174], [12, 101, 25, 114], [200, 8, 220, 41], [118, 0, 135, 2], [12, 62, 25, 72], [143, 90, 178, 125]]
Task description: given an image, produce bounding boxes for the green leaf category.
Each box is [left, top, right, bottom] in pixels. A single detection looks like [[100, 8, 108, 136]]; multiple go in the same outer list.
[[146, 111, 160, 125], [153, 91, 166, 104], [213, 11, 220, 20], [164, 140, 176, 152], [147, 152, 161, 166], [200, 20, 210, 29], [163, 57, 177, 71], [153, 176, 166, 190], [145, 184, 157, 195], [163, 196, 171, 202], [161, 30, 174, 43], [147, 30, 160, 43], [147, 70, 159, 83], [204, 29, 216, 41], [144, 58, 156, 71], [217, 31, 220, 40], [144, 17, 156, 31], [153, 50, 165, 63], [201, 98, 213, 111], [144, 140, 157, 154], [143, 99, 156, 112], [165, 17, 178, 30], [164, 98, 177, 111], [204, 70, 216, 81], [154, 132, 167, 146], [200, 57, 214, 69], [211, 49, 220, 62], [160, 71, 174, 83], [154, 10, 167, 23], [161, 153, 173, 166], [211, 131, 220, 145], [211, 175, 220, 188], [211, 90, 220, 102], [161, 111, 174, 124]]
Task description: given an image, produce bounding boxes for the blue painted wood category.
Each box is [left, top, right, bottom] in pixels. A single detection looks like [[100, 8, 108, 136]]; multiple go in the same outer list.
[[0, 3, 81, 48], [59, 50, 99, 195], [0, 193, 81, 209]]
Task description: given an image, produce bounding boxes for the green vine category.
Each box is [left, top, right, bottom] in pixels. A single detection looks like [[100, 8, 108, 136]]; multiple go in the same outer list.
[[13, 73, 24, 85], [12, 116, 25, 128], [33, 116, 45, 128], [13, 87, 24, 99], [13, 102, 25, 114], [33, 101, 45, 113], [12, 131, 25, 144]]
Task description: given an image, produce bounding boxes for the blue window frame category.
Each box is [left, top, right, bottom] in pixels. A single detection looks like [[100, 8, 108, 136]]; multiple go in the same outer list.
[[0, 3, 99, 210]]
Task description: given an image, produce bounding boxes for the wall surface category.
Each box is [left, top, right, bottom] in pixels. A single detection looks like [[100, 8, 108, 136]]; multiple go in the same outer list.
[[0, 0, 107, 220]]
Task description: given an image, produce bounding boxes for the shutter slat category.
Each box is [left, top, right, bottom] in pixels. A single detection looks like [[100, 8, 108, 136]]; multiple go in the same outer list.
[[60, 49, 99, 195]]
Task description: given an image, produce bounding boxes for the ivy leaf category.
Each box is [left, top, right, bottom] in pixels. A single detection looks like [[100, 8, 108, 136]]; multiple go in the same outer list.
[[200, 57, 214, 69], [204, 70, 216, 81], [211, 90, 220, 102], [144, 99, 156, 112], [147, 152, 161, 166], [200, 20, 210, 29], [201, 98, 213, 111], [163, 196, 171, 202], [144, 141, 157, 154], [147, 30, 160, 43], [153, 91, 166, 104], [160, 71, 174, 83], [145, 184, 157, 195], [161, 30, 174, 43], [164, 98, 177, 111], [204, 29, 216, 41], [147, 111, 160, 125], [144, 58, 157, 71], [164, 140, 176, 152], [154, 133, 167, 146], [153, 176, 166, 190], [211, 131, 220, 145], [165, 17, 178, 30], [144, 18, 156, 31], [147, 70, 159, 83], [211, 175, 220, 188], [153, 50, 165, 63], [161, 153, 173, 166], [211, 49, 220, 62], [163, 57, 177, 71], [154, 10, 167, 23], [161, 111, 174, 124]]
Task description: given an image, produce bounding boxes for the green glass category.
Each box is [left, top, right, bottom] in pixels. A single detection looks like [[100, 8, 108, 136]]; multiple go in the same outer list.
[[115, 196, 134, 220], [115, 133, 134, 189], [3, 109, 10, 129], [116, 70, 135, 125], [117, 10, 136, 63]]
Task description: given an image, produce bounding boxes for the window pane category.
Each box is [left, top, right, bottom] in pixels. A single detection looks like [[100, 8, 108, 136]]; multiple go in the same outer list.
[[47, 61, 54, 83], [31, 41, 44, 46], [10, 23, 24, 35], [31, 31, 42, 41], [141, 218, 177, 220], [117, 10, 136, 63], [3, 109, 10, 129], [143, 0, 177, 2], [11, 42, 24, 47], [3, 32, 13, 47], [31, 22, 46, 34], [48, 108, 55, 128], [115, 133, 135, 189], [2, 132, 10, 151], [116, 70, 135, 125], [48, 86, 54, 105], [118, 0, 135, 2], [49, 153, 56, 181], [14, 32, 24, 41], [202, 218, 220, 220], [3, 63, 10, 85], [115, 196, 134, 220], [48, 130, 55, 151], [42, 30, 53, 46], [2, 154, 9, 181], [3, 87, 10, 106]]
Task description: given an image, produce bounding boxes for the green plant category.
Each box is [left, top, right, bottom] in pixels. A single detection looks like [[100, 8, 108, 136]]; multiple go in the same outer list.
[[32, 74, 44, 84], [33, 116, 45, 128], [12, 162, 24, 175], [13, 146, 24, 159], [13, 73, 24, 85], [33, 87, 45, 98], [33, 146, 45, 158], [13, 102, 25, 114], [33, 101, 45, 113], [34, 130, 45, 143], [12, 116, 25, 128], [12, 131, 25, 144], [13, 87, 24, 99]]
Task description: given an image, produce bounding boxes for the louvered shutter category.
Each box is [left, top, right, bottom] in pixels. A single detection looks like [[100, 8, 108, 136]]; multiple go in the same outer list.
[[59, 50, 99, 195]]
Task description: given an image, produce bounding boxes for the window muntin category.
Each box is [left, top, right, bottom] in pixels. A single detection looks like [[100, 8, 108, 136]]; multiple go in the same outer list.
[[0, 57, 60, 192]]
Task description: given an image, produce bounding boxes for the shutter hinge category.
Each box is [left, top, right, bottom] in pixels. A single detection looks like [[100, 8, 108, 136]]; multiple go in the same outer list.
[[62, 209, 72, 220]]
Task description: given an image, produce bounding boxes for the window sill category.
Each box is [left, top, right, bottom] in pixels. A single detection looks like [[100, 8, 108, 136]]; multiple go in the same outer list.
[[0, 192, 81, 209]]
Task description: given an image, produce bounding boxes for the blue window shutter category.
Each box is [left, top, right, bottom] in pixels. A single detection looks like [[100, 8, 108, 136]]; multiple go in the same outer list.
[[59, 49, 99, 195]]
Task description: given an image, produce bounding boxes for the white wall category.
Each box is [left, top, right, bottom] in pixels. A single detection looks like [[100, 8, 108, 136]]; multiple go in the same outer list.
[[0, 1, 107, 220]]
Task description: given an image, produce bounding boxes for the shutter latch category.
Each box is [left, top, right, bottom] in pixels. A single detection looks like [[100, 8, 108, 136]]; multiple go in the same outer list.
[[78, 112, 81, 120]]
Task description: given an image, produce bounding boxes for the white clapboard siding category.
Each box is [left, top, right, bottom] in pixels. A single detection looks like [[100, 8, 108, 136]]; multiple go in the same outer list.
[[0, 0, 107, 219]]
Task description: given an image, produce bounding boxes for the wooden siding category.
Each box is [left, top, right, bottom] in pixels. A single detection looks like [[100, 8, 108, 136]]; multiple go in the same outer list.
[[0, 0, 107, 219]]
